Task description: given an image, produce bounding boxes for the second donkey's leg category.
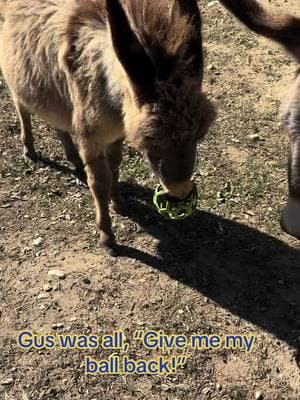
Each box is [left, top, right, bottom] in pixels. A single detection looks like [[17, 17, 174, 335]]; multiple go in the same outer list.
[[281, 85, 300, 239], [281, 132, 300, 239]]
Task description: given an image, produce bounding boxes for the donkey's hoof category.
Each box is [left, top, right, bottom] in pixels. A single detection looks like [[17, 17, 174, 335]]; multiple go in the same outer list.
[[281, 197, 300, 240], [100, 232, 119, 257], [23, 150, 38, 164], [101, 242, 119, 257]]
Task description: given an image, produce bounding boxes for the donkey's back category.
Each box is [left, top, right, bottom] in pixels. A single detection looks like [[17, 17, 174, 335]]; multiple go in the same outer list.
[[0, 0, 111, 133]]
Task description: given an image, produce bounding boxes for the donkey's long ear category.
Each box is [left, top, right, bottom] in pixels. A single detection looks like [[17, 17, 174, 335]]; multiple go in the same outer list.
[[219, 0, 300, 63], [175, 0, 203, 76], [106, 0, 157, 102]]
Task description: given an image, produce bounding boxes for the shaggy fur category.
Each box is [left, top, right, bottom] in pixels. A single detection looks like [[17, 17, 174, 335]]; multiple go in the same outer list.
[[0, 0, 215, 253]]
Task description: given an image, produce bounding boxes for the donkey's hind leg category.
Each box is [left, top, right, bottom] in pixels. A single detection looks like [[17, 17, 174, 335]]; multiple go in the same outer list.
[[14, 100, 37, 162], [56, 130, 84, 172]]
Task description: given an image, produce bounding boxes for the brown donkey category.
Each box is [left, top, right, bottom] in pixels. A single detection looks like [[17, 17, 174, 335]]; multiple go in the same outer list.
[[0, 0, 215, 254], [219, 0, 300, 240]]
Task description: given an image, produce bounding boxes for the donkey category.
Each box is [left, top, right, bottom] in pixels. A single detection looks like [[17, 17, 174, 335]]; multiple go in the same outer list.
[[219, 0, 300, 240], [0, 0, 215, 254]]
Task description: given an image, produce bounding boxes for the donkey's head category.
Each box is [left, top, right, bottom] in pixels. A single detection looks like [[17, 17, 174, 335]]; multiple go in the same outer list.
[[107, 0, 215, 199]]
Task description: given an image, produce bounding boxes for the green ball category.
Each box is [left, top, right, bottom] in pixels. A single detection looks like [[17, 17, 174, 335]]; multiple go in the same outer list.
[[153, 184, 198, 220]]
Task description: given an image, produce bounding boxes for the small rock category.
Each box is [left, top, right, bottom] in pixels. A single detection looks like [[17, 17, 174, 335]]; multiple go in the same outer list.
[[52, 322, 64, 330], [245, 210, 255, 217], [21, 247, 31, 255], [82, 277, 91, 285], [43, 284, 53, 292], [37, 292, 51, 300], [48, 269, 66, 279], [248, 134, 263, 142], [255, 390, 264, 400], [1, 377, 14, 385], [216, 383, 222, 391], [33, 237, 44, 247], [207, 0, 218, 7], [161, 384, 171, 392], [1, 203, 11, 209]]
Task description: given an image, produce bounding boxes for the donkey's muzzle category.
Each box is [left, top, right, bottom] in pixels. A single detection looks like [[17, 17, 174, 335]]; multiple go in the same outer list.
[[164, 180, 194, 200]]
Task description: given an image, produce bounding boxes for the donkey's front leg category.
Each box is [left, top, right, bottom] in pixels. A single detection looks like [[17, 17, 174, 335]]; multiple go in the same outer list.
[[281, 131, 300, 239], [107, 139, 126, 215], [80, 139, 117, 254]]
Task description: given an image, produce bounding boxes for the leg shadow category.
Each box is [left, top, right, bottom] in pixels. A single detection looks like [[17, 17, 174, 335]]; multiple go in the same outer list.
[[32, 154, 87, 183]]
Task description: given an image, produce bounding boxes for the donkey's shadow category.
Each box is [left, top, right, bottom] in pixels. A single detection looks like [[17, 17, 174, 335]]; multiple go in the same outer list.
[[118, 182, 300, 358]]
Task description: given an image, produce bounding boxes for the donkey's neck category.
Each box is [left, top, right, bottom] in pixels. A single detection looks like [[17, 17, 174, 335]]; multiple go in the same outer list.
[[68, 1, 140, 130]]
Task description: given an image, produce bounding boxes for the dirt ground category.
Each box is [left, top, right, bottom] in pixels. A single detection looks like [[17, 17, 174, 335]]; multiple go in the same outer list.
[[1, 0, 300, 399]]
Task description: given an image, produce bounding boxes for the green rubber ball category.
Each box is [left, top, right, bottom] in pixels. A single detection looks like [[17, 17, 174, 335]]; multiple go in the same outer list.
[[153, 184, 198, 220]]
